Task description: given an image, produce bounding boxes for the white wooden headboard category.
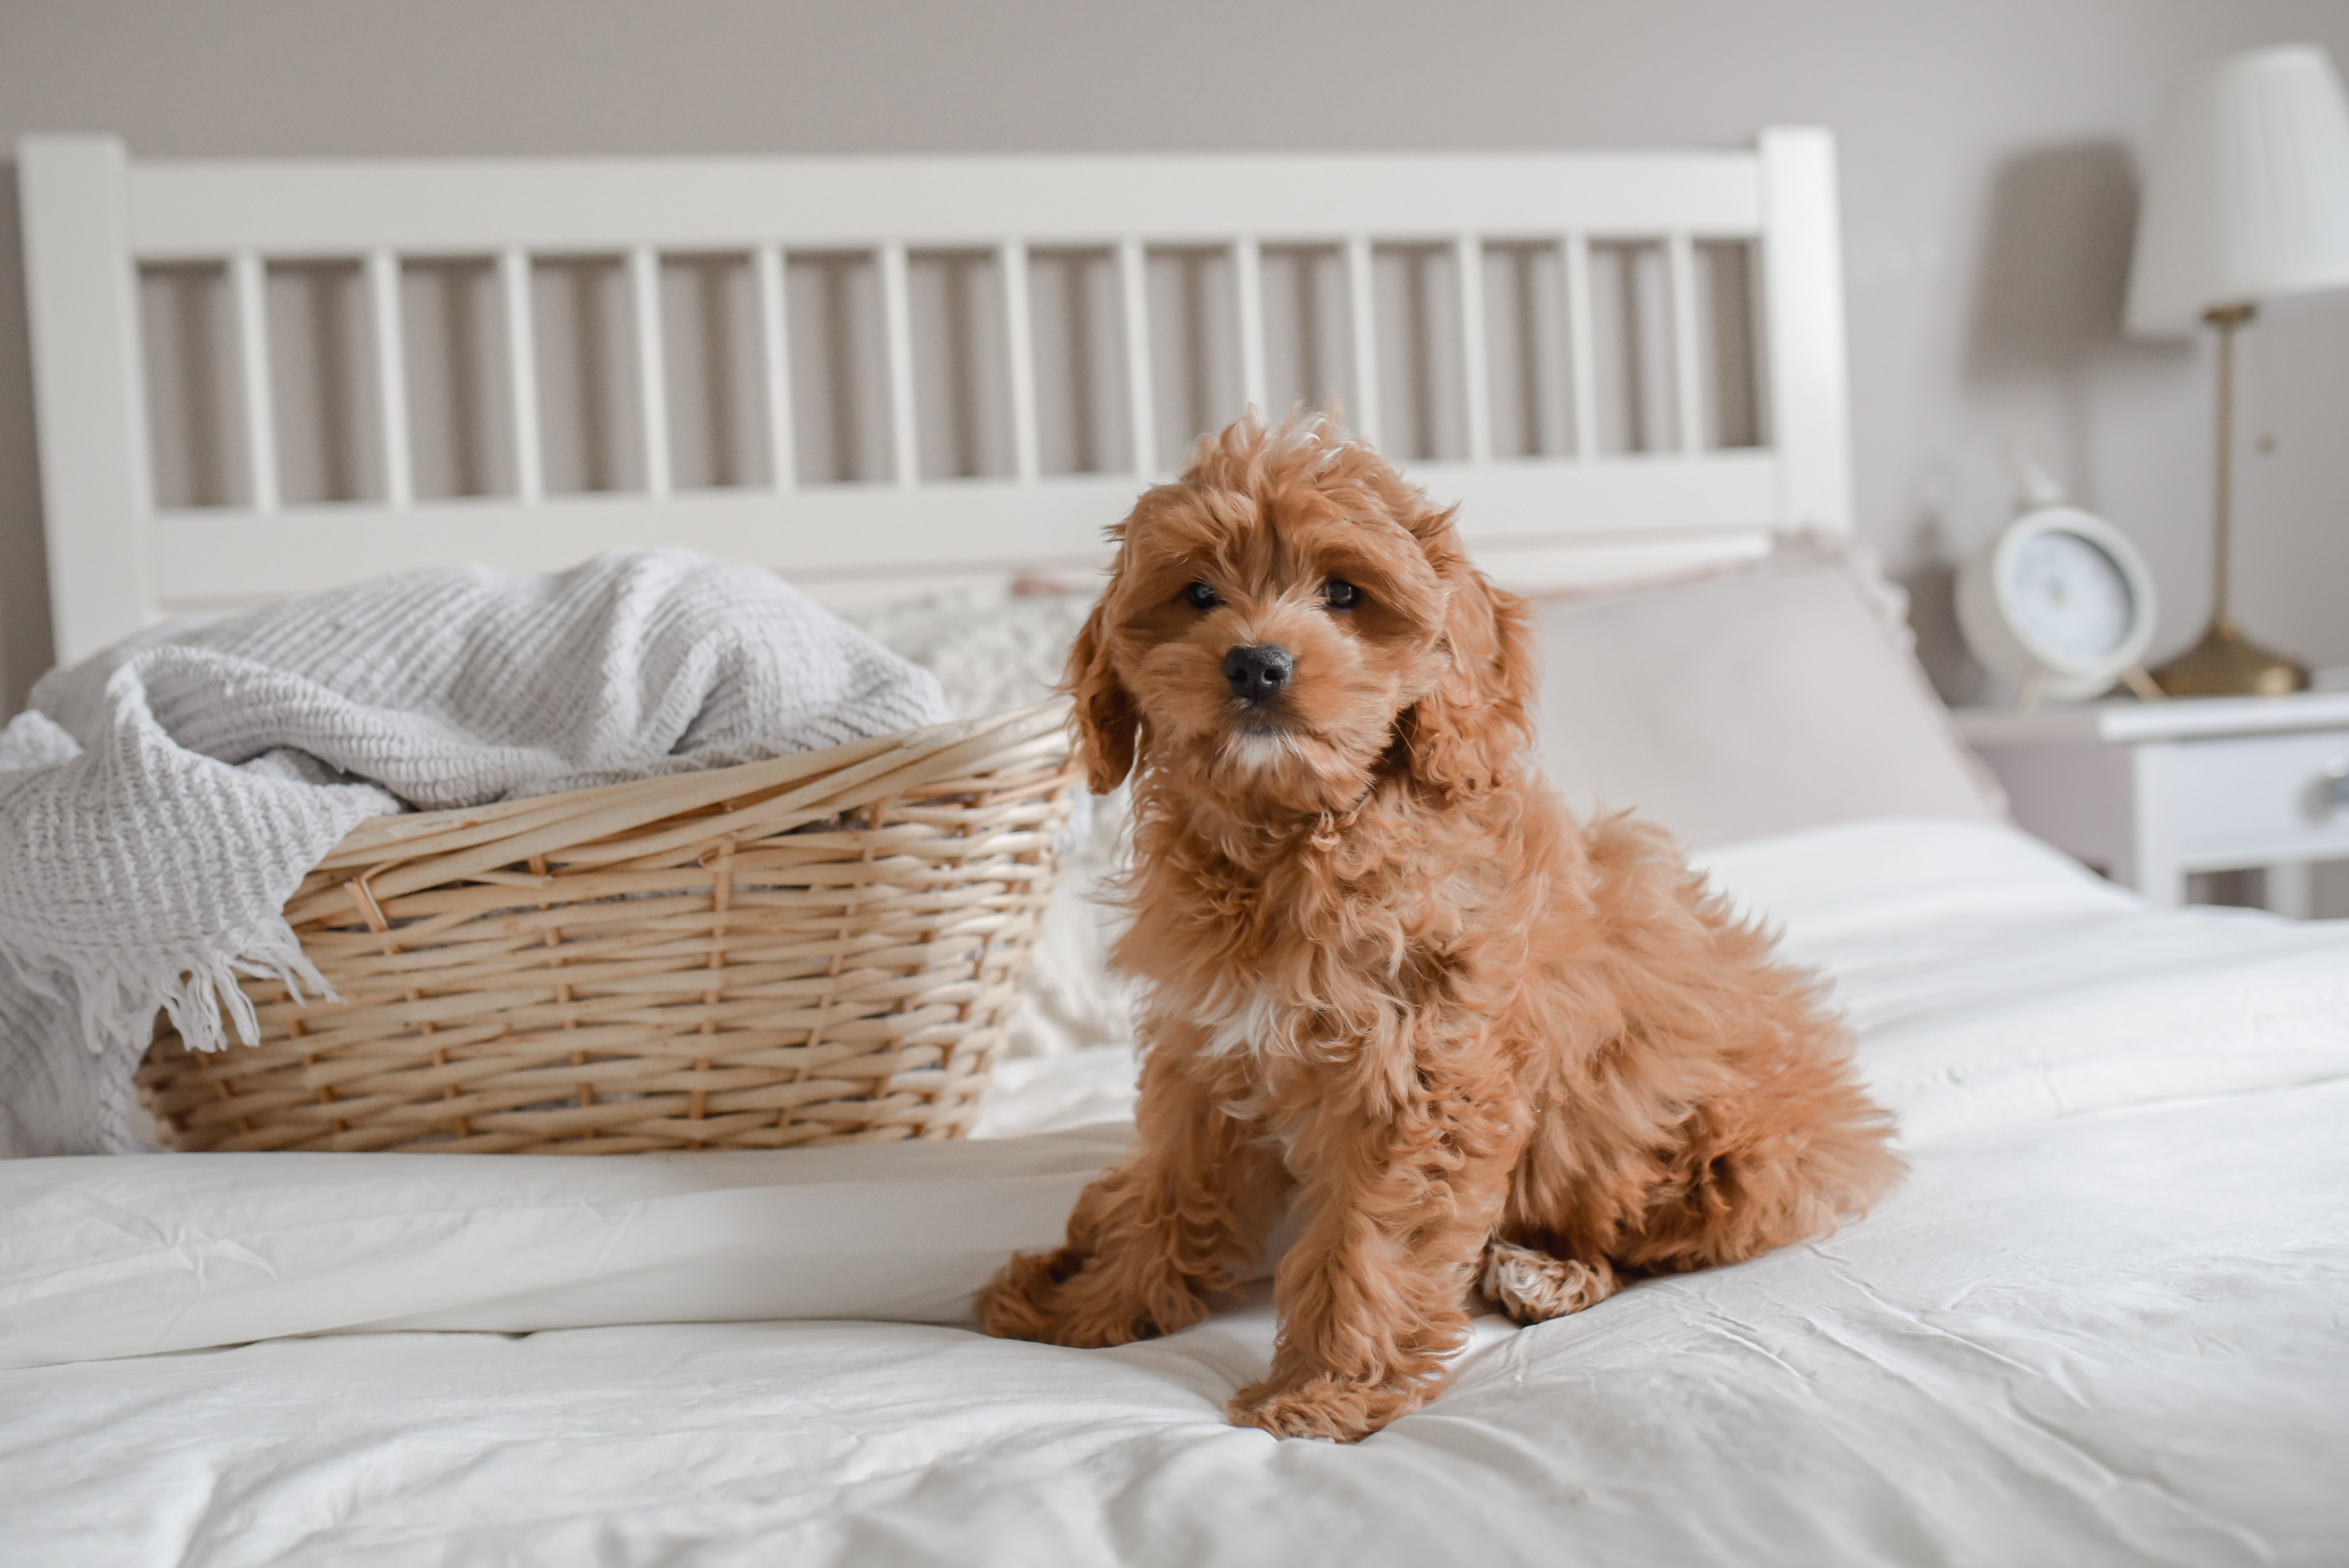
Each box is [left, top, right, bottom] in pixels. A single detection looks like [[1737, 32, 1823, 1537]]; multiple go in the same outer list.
[[18, 130, 1852, 666]]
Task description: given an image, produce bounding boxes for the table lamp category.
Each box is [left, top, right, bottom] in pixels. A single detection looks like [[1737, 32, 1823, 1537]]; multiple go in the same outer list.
[[2127, 43, 2349, 696]]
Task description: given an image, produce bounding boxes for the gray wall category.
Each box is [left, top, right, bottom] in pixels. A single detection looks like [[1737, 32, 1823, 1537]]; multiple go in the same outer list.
[[5, 0, 2349, 716]]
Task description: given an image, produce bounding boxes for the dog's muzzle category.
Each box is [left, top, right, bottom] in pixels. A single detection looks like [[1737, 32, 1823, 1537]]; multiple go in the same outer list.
[[1225, 645, 1294, 706]]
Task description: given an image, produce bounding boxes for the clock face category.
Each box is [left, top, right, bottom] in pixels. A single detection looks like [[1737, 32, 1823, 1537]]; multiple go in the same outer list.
[[2007, 529, 2135, 665]]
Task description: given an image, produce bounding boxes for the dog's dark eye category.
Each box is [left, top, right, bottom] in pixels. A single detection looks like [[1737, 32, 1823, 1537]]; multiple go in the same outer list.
[[1185, 581, 1221, 610], [1324, 578, 1361, 609]]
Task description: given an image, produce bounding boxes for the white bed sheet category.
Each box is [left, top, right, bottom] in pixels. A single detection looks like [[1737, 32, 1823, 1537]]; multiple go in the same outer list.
[[4, 819, 2347, 1567]]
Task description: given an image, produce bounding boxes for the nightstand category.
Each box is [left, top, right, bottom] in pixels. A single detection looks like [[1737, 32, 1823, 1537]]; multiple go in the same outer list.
[[1955, 691, 2349, 915]]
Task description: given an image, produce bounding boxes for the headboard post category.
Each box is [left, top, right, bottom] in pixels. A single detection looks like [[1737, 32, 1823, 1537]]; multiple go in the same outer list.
[[19, 135, 157, 664], [1758, 127, 1855, 535]]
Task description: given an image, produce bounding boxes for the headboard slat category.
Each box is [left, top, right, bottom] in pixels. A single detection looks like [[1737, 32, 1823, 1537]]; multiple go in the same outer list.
[[998, 241, 1042, 484], [627, 244, 672, 500], [1233, 236, 1268, 417], [753, 244, 795, 492], [1455, 233, 1492, 465], [228, 250, 278, 514], [497, 247, 544, 503], [1344, 236, 1383, 450], [877, 241, 919, 489], [1667, 233, 1705, 456], [365, 248, 414, 509], [1117, 238, 1157, 479]]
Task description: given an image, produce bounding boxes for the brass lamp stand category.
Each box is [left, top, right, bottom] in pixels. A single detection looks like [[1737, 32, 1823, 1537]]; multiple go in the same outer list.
[[2151, 303, 2310, 697]]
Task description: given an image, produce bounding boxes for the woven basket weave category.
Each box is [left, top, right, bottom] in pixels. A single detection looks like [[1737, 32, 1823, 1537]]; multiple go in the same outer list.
[[136, 701, 1075, 1155]]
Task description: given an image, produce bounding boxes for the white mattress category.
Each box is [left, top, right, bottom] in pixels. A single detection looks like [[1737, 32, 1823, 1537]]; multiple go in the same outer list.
[[5, 819, 2346, 1568]]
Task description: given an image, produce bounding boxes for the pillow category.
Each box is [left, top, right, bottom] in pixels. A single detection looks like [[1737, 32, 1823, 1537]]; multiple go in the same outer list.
[[843, 585, 1094, 730], [1531, 538, 2006, 850]]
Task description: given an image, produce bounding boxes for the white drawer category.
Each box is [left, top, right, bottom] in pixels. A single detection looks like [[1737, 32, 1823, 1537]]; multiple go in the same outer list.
[[2161, 727, 2349, 854]]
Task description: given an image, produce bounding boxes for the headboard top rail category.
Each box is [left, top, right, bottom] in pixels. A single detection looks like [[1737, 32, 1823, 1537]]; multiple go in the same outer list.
[[119, 150, 1767, 257]]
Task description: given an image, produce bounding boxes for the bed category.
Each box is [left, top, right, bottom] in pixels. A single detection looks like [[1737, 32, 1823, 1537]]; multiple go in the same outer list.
[[10, 130, 2349, 1567]]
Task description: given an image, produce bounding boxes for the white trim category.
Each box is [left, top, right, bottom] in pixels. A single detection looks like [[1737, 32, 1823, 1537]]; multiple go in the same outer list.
[[137, 451, 1782, 613], [1956, 689, 2349, 745]]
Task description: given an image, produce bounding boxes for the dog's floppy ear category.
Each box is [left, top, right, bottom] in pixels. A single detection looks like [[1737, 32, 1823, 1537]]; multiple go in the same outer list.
[[1402, 553, 1538, 799], [1064, 593, 1139, 793]]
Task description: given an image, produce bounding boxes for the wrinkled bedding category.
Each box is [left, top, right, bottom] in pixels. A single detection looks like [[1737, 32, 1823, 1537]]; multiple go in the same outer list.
[[4, 819, 2346, 1567]]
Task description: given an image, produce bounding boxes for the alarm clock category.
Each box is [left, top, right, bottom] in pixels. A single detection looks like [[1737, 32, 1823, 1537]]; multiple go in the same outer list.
[[1956, 506, 2160, 705]]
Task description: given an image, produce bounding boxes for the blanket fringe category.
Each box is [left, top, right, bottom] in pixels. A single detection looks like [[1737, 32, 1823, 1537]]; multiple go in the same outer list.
[[77, 918, 340, 1059]]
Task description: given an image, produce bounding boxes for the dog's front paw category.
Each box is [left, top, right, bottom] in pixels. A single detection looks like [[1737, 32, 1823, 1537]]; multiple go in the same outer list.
[[1227, 1374, 1427, 1443], [975, 1247, 1090, 1342], [975, 1248, 1206, 1349]]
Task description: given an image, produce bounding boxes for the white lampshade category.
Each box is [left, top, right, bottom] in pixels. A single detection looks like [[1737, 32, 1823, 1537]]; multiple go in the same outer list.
[[2127, 44, 2349, 337]]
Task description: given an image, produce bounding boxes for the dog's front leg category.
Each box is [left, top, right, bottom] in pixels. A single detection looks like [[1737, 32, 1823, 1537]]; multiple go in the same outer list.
[[976, 1046, 1288, 1348], [1228, 1062, 1527, 1442]]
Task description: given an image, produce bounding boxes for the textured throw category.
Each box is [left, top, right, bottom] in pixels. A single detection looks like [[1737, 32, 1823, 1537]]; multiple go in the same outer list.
[[0, 550, 950, 1157]]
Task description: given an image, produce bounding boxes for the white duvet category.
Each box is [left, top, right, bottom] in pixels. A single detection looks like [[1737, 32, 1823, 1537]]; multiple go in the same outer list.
[[4, 819, 2346, 1567]]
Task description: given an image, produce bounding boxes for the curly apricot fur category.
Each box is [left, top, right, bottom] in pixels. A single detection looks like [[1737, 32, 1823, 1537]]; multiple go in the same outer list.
[[975, 412, 1904, 1443]]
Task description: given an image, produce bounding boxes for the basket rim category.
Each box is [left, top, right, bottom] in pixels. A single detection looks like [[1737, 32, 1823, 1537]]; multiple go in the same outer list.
[[322, 697, 1074, 867]]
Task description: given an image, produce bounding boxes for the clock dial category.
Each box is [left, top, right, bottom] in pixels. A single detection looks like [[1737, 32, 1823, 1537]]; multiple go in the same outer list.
[[2008, 530, 2133, 665]]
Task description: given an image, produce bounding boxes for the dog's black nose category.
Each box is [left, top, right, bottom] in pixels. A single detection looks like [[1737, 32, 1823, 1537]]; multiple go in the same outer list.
[[1224, 644, 1294, 704]]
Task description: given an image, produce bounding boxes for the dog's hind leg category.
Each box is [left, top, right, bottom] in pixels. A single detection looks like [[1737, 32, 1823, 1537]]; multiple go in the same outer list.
[[1603, 1063, 1905, 1280], [1479, 1238, 1619, 1326]]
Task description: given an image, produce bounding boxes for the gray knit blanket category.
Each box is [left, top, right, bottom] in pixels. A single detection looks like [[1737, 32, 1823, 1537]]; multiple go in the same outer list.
[[0, 550, 950, 1157]]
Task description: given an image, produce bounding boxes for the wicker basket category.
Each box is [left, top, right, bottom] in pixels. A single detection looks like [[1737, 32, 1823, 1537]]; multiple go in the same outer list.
[[136, 701, 1076, 1155]]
